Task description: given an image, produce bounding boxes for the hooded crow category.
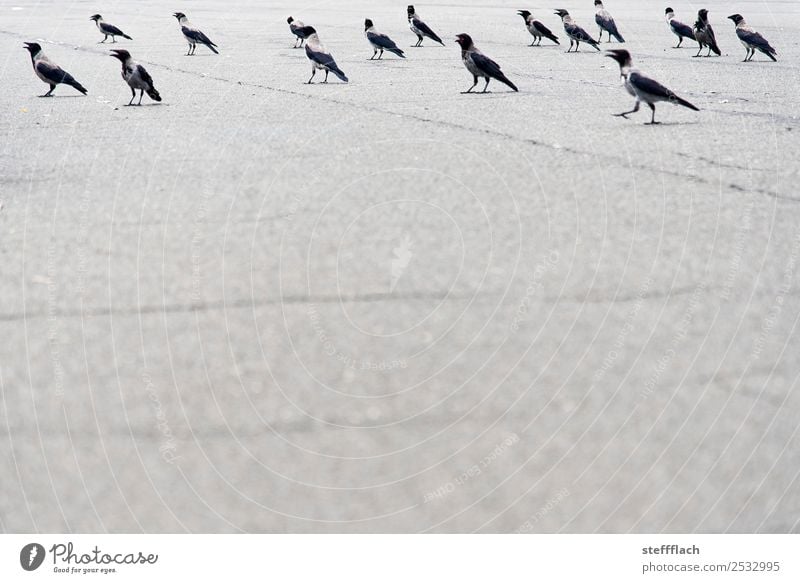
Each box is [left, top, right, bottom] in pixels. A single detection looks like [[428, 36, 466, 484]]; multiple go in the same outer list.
[[555, 9, 600, 52], [173, 12, 219, 55], [365, 19, 406, 59], [110, 49, 161, 106], [665, 7, 696, 48], [407, 6, 445, 47], [299, 27, 348, 84], [90, 14, 132, 43], [23, 42, 87, 97], [605, 49, 698, 124], [728, 14, 777, 62], [455, 33, 518, 94], [517, 10, 559, 46], [594, 1, 624, 42], [287, 17, 309, 48], [693, 9, 721, 57]]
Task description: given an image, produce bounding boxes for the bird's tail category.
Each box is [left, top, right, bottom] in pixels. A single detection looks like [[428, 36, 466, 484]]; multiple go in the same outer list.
[[122, 34, 133, 40], [612, 31, 625, 43], [330, 66, 348, 83], [590, 40, 601, 51], [544, 31, 560, 44], [207, 43, 219, 54], [389, 47, 406, 58], [497, 73, 519, 92], [63, 74, 88, 95], [710, 41, 721, 56], [672, 94, 699, 111], [764, 47, 778, 61], [430, 32, 445, 46], [147, 87, 162, 102]]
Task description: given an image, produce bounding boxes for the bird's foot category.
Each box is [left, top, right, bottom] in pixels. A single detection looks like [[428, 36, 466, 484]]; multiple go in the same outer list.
[[613, 113, 629, 119], [645, 121, 662, 125]]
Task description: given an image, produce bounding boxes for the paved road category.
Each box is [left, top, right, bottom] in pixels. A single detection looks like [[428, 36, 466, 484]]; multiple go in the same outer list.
[[1, 0, 799, 533]]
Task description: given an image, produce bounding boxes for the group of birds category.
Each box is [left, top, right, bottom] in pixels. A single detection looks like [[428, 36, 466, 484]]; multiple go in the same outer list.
[[22, 4, 780, 123]]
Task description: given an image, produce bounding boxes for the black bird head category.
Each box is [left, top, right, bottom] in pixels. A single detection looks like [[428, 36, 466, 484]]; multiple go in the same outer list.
[[23, 42, 42, 55], [517, 10, 531, 19], [90, 14, 102, 21], [605, 48, 632, 71], [594, 0, 603, 6], [110, 49, 131, 62], [455, 33, 474, 50], [365, 19, 374, 31], [173, 12, 186, 21], [665, 7, 674, 15], [298, 26, 316, 37], [727, 14, 744, 25], [554, 9, 569, 18], [407, 6, 415, 16], [287, 16, 294, 24], [698, 9, 709, 21]]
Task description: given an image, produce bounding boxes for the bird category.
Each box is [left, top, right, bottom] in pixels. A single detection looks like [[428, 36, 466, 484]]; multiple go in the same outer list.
[[693, 9, 721, 57], [594, 1, 624, 43], [90, 14, 132, 43], [554, 9, 600, 52], [172, 12, 219, 55], [516, 10, 559, 46], [605, 49, 698, 124], [298, 27, 348, 84], [664, 7, 696, 48], [407, 5, 445, 47], [287, 17, 309, 48], [365, 19, 406, 59], [23, 42, 87, 97], [728, 14, 777, 62], [454, 33, 518, 94], [110, 49, 161, 106]]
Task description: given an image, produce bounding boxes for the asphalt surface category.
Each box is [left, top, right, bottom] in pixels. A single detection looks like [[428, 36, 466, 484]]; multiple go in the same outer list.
[[1, 0, 799, 533]]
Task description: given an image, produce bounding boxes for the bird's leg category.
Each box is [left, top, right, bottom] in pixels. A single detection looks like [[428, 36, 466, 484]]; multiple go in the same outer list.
[[371, 50, 377, 60], [481, 78, 491, 93], [575, 40, 581, 52], [675, 37, 682, 48], [567, 39, 573, 53], [693, 45, 702, 57], [614, 100, 639, 119], [462, 76, 478, 94], [307, 68, 316, 84], [100, 35, 107, 43], [40, 85, 55, 98], [138, 90, 145, 106], [645, 103, 660, 125], [379, 49, 384, 60], [127, 87, 135, 106], [112, 37, 117, 43], [323, 70, 329, 83]]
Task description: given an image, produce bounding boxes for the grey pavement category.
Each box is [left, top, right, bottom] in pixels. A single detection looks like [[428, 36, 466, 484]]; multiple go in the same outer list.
[[1, 0, 799, 533]]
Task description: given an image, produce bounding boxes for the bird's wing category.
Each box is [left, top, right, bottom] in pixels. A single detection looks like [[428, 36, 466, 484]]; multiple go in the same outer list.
[[566, 23, 593, 42], [596, 12, 618, 33], [671, 20, 695, 38], [470, 51, 503, 79], [705, 23, 717, 44], [367, 31, 399, 50], [102, 23, 126, 36], [629, 72, 675, 100], [737, 29, 775, 52], [532, 20, 555, 37], [183, 26, 216, 46], [306, 44, 339, 69], [35, 61, 72, 84], [136, 64, 154, 87], [413, 17, 439, 39]]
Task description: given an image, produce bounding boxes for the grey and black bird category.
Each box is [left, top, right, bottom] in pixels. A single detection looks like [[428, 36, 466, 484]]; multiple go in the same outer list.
[[407, 5, 444, 47], [693, 9, 721, 57], [455, 33, 518, 94], [665, 7, 696, 48], [23, 42, 87, 97], [517, 10, 559, 46], [90, 14, 132, 43], [555, 9, 600, 52], [110, 49, 161, 106], [605, 49, 698, 124], [365, 19, 405, 59], [298, 27, 348, 84], [287, 17, 309, 48], [728, 14, 777, 62], [173, 12, 219, 55], [594, 1, 624, 43]]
